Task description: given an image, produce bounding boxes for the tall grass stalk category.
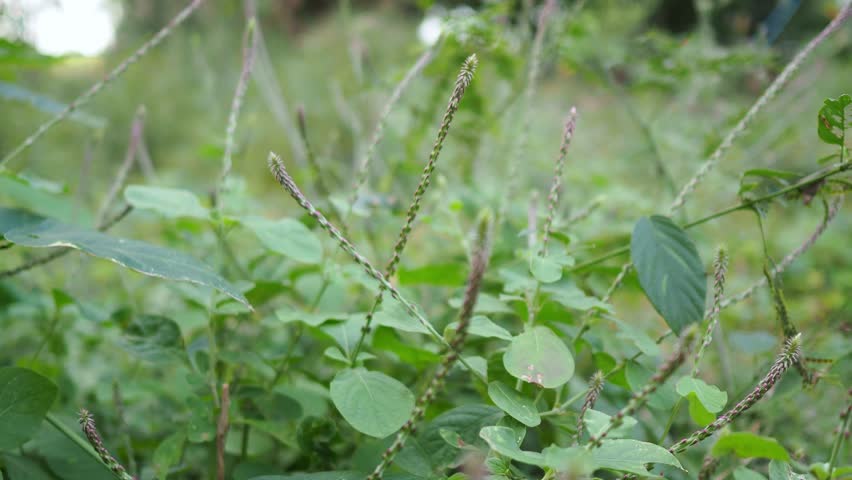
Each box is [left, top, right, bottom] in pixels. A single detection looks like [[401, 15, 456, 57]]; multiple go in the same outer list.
[[692, 247, 728, 376], [0, 0, 205, 169], [348, 54, 478, 365]]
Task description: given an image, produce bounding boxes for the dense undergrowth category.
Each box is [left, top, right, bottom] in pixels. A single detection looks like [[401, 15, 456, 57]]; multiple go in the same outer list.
[[0, 1, 850, 479]]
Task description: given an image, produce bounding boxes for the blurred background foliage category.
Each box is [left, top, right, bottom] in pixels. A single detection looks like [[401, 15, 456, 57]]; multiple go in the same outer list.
[[0, 0, 850, 479]]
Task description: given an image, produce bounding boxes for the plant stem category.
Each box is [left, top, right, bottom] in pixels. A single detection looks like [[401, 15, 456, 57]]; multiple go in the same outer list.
[[827, 397, 851, 479], [570, 161, 850, 272]]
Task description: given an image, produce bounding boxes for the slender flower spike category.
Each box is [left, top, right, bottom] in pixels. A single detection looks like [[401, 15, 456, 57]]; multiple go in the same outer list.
[[669, 334, 802, 454], [540, 107, 578, 256], [79, 409, 135, 480], [367, 211, 493, 480], [575, 371, 605, 444], [692, 247, 728, 376], [349, 54, 478, 363], [588, 328, 696, 448]]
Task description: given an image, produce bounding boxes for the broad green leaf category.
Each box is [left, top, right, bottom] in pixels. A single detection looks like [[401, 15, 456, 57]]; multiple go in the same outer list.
[[153, 430, 186, 480], [446, 315, 512, 341], [631, 215, 706, 334], [330, 368, 414, 438], [768, 461, 795, 480], [676, 376, 727, 425], [530, 255, 562, 283], [122, 315, 186, 363], [479, 426, 545, 466], [5, 219, 250, 307], [734, 467, 768, 480], [541, 446, 595, 475], [374, 298, 431, 334], [0, 174, 90, 224], [487, 381, 540, 427], [0, 367, 58, 450], [817, 94, 851, 145], [503, 326, 574, 388], [240, 216, 323, 264], [1, 454, 54, 480], [323, 346, 375, 364], [276, 309, 348, 327], [395, 437, 434, 477], [418, 404, 504, 468], [591, 439, 684, 476], [625, 361, 679, 411], [610, 317, 660, 357], [583, 409, 637, 439], [712, 432, 790, 460], [399, 263, 467, 286], [449, 292, 512, 314], [124, 185, 209, 219], [0, 207, 43, 235], [548, 285, 612, 313]]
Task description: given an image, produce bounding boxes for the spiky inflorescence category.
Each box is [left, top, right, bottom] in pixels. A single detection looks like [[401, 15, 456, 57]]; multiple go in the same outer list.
[[349, 54, 478, 363], [669, 334, 802, 454], [667, 3, 852, 214], [722, 195, 843, 309], [217, 15, 258, 209], [367, 212, 493, 480], [574, 371, 605, 444], [268, 153, 483, 371], [588, 329, 695, 448], [0, 0, 205, 168], [78, 409, 135, 480], [692, 247, 728, 376], [540, 107, 578, 256]]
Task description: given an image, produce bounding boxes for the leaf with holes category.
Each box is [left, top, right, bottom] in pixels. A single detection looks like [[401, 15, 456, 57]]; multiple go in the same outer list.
[[503, 326, 574, 388], [0, 367, 58, 450], [4, 219, 250, 308], [330, 368, 414, 438], [817, 93, 851, 146], [487, 381, 540, 427], [631, 215, 706, 334]]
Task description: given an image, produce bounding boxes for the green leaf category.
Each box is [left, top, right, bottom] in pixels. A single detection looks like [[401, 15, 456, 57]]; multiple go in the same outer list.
[[330, 368, 414, 438], [446, 315, 512, 341], [0, 81, 105, 128], [449, 292, 512, 314], [5, 219, 250, 307], [487, 381, 540, 427], [399, 263, 467, 286], [712, 432, 790, 460], [276, 309, 348, 327], [479, 426, 545, 466], [418, 405, 503, 468], [1, 454, 54, 480], [541, 446, 595, 475], [591, 439, 684, 476], [768, 461, 795, 480], [124, 185, 209, 219], [0, 174, 91, 224], [249, 472, 364, 480], [583, 409, 637, 439], [548, 285, 612, 313], [0, 207, 43, 235], [153, 430, 186, 480], [240, 216, 323, 264], [0, 367, 58, 450], [734, 467, 768, 480], [122, 315, 186, 363], [503, 326, 574, 388], [817, 94, 851, 145], [738, 168, 801, 201], [676, 377, 727, 425], [631, 215, 706, 334], [530, 255, 561, 283], [374, 299, 431, 334]]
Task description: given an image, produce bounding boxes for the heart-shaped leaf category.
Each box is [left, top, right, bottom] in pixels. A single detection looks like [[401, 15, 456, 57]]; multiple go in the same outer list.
[[330, 368, 414, 438], [631, 215, 706, 333]]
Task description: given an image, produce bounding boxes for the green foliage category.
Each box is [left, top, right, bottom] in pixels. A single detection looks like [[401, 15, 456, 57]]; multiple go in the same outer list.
[[0, 2, 849, 479]]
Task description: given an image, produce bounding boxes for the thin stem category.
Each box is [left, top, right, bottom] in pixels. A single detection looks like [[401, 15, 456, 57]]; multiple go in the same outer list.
[[540, 108, 578, 256], [827, 396, 851, 479], [668, 2, 852, 214], [0, 0, 205, 169], [216, 384, 230, 480], [96, 106, 145, 226]]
